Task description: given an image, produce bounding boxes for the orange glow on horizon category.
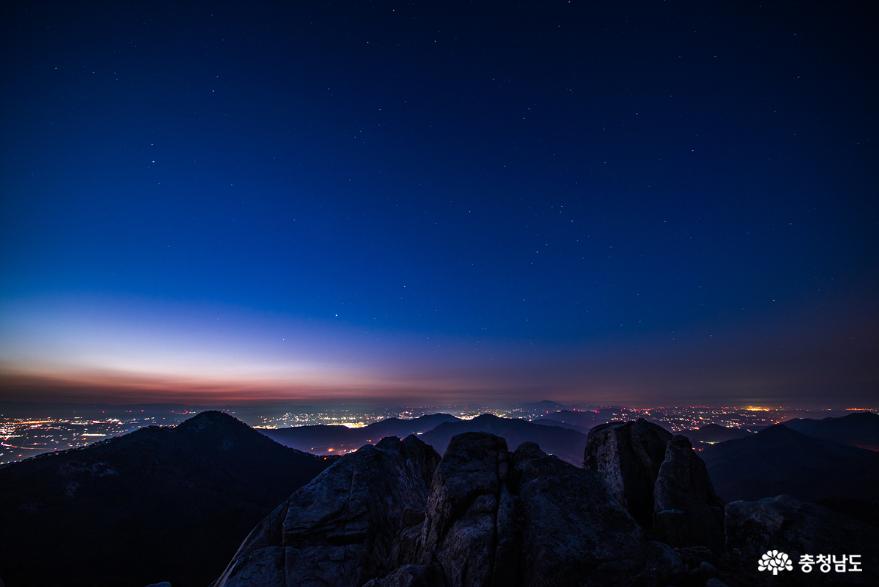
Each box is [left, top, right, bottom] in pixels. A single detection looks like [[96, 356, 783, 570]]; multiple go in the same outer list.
[[0, 364, 509, 405]]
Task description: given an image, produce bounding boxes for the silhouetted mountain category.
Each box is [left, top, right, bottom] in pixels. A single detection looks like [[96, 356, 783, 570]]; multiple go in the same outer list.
[[783, 411, 879, 450], [262, 413, 460, 453], [701, 424, 879, 504], [535, 408, 615, 433], [585, 419, 724, 551], [518, 399, 567, 413], [0, 411, 330, 587], [679, 423, 753, 447], [419, 413, 587, 465]]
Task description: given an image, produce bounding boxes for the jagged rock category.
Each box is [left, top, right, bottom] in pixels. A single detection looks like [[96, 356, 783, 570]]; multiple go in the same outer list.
[[417, 435, 683, 586], [653, 436, 724, 551], [219, 430, 698, 586], [585, 420, 724, 553], [419, 433, 510, 586], [725, 495, 879, 585], [214, 435, 440, 587], [510, 442, 654, 586], [584, 419, 672, 527]]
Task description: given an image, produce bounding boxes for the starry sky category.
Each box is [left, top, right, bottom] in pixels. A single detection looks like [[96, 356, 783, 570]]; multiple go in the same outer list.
[[1, 1, 877, 407]]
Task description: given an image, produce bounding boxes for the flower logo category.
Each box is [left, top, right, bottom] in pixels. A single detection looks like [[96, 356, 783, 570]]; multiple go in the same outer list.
[[758, 550, 793, 575]]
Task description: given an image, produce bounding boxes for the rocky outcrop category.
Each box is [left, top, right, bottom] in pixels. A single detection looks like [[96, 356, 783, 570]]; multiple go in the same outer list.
[[653, 436, 724, 551], [585, 421, 724, 551], [725, 495, 879, 585], [508, 442, 659, 586], [413, 435, 659, 586], [219, 431, 689, 586], [218, 421, 877, 587], [418, 433, 511, 586], [214, 435, 441, 587], [584, 419, 672, 527]]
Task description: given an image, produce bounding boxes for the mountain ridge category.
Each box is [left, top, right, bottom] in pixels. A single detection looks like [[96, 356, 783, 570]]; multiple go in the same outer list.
[[702, 423, 879, 504], [782, 411, 879, 450], [419, 413, 588, 465], [0, 411, 331, 587]]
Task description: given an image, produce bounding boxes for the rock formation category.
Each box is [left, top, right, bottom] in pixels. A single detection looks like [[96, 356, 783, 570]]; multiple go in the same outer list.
[[218, 431, 689, 586], [585, 420, 724, 551], [214, 435, 440, 587], [417, 433, 512, 586], [653, 436, 725, 551], [584, 419, 672, 527], [217, 419, 877, 587]]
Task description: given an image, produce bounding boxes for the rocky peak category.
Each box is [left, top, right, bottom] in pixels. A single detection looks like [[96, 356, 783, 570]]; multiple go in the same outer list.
[[218, 422, 879, 587], [418, 433, 511, 586], [176, 410, 248, 433], [653, 435, 724, 551], [219, 430, 694, 586], [585, 421, 724, 551], [214, 435, 440, 587], [584, 418, 672, 526]]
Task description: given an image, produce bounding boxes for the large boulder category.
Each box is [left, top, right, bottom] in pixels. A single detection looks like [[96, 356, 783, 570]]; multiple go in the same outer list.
[[510, 442, 660, 586], [418, 433, 511, 586], [585, 420, 724, 552], [214, 435, 441, 587], [410, 434, 682, 586], [584, 419, 672, 526], [653, 435, 725, 551]]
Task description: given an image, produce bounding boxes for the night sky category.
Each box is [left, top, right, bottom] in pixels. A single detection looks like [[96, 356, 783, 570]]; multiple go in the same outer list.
[[1, 1, 877, 406]]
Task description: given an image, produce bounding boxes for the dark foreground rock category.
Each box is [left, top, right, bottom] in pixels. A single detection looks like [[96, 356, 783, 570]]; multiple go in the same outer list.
[[585, 420, 724, 551], [214, 435, 440, 587], [584, 419, 672, 528], [654, 436, 725, 552], [724, 495, 879, 586], [218, 432, 687, 586], [218, 422, 879, 587]]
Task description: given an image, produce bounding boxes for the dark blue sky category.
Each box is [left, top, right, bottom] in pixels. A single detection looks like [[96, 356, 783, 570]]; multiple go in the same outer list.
[[1, 1, 877, 406]]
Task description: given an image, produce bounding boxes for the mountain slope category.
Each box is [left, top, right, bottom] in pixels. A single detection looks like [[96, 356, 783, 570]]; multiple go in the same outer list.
[[680, 423, 753, 447], [701, 424, 879, 503], [783, 411, 879, 450], [261, 413, 460, 453], [0, 411, 330, 587], [535, 409, 614, 433], [419, 414, 587, 465]]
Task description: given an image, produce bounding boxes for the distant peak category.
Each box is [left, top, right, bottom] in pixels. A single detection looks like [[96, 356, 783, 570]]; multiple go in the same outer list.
[[417, 412, 457, 421], [757, 424, 803, 438], [699, 423, 730, 431], [176, 411, 248, 433]]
